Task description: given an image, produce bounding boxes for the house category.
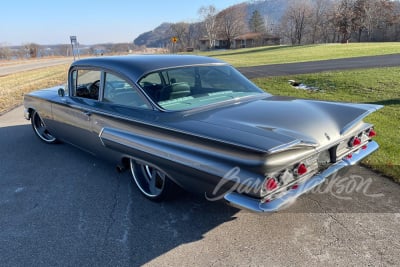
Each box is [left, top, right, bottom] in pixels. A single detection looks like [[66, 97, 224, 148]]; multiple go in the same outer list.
[[233, 32, 280, 48], [199, 32, 280, 51]]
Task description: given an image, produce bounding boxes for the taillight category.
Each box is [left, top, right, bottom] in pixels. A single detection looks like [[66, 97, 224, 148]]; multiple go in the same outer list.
[[367, 128, 376, 138], [265, 177, 278, 191], [362, 144, 367, 150], [295, 163, 307, 176], [349, 136, 361, 147]]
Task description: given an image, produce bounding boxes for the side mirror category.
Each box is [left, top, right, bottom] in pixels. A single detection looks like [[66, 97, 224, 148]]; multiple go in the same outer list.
[[58, 88, 65, 97]]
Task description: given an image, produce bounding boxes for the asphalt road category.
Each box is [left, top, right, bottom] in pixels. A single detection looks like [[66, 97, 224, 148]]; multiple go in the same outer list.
[[1, 54, 399, 78], [0, 58, 72, 76], [238, 54, 400, 78], [1, 106, 400, 266]]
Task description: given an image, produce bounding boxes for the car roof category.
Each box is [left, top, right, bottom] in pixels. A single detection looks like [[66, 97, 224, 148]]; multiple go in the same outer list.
[[71, 55, 228, 81]]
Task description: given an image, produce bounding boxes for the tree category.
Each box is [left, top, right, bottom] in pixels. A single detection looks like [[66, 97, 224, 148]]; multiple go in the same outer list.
[[169, 22, 190, 50], [198, 5, 218, 49], [24, 43, 40, 58], [352, 0, 369, 41], [216, 4, 246, 49], [334, 0, 355, 43], [249, 10, 266, 33], [373, 0, 397, 41], [281, 0, 312, 45], [309, 0, 332, 44], [0, 43, 11, 60]]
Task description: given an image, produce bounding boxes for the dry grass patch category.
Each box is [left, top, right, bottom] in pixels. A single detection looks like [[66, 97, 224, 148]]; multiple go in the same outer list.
[[0, 64, 69, 114]]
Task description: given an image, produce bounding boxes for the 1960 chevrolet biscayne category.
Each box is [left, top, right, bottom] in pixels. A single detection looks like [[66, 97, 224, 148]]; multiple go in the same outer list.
[[24, 55, 381, 212]]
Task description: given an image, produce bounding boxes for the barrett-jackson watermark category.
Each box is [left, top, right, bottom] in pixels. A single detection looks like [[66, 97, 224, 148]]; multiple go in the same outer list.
[[205, 167, 384, 201]]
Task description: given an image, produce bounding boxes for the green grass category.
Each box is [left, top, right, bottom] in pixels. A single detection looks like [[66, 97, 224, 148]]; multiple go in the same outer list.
[[252, 67, 400, 181], [198, 43, 400, 67]]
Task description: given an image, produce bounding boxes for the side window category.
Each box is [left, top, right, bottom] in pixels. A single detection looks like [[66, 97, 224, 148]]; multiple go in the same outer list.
[[199, 66, 245, 90], [103, 73, 150, 109], [139, 72, 162, 86], [72, 69, 101, 100], [163, 68, 195, 87], [138, 72, 163, 102]]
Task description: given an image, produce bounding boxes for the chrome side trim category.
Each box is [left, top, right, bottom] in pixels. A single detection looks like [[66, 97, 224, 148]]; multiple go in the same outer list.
[[224, 141, 379, 213]]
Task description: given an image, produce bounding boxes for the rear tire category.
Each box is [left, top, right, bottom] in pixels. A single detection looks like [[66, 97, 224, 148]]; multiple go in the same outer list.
[[130, 159, 178, 202], [31, 111, 58, 144]]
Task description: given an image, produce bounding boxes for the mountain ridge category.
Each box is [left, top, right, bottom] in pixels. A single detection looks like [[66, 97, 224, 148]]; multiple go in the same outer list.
[[133, 0, 290, 47]]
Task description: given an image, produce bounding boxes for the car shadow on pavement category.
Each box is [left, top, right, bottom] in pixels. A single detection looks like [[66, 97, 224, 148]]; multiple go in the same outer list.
[[0, 124, 239, 266], [1, 123, 399, 266]]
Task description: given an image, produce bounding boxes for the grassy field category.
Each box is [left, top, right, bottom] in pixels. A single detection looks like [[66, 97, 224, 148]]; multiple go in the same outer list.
[[0, 64, 69, 114], [253, 67, 400, 181], [199, 42, 400, 67]]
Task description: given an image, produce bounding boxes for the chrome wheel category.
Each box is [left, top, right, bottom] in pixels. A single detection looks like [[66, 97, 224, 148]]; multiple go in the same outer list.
[[31, 111, 57, 143], [130, 159, 175, 201]]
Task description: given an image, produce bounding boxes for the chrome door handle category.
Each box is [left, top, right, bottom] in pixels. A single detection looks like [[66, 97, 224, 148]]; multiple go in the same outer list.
[[83, 111, 92, 117]]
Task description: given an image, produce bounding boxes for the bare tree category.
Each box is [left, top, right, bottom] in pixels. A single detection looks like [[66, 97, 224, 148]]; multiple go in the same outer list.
[[216, 4, 246, 49], [281, 0, 313, 45], [263, 14, 278, 35], [187, 22, 203, 49], [169, 22, 191, 50], [334, 0, 355, 43], [23, 43, 40, 58], [198, 5, 218, 49], [110, 43, 132, 54], [0, 43, 11, 60], [59, 44, 71, 57], [309, 0, 331, 43], [320, 3, 339, 43], [373, 0, 397, 41], [352, 0, 369, 41]]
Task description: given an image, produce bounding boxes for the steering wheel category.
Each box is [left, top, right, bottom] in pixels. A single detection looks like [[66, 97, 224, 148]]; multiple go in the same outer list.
[[88, 80, 100, 99]]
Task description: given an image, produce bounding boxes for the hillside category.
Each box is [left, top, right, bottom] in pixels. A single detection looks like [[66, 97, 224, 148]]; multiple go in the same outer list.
[[133, 23, 173, 47], [133, 0, 290, 47]]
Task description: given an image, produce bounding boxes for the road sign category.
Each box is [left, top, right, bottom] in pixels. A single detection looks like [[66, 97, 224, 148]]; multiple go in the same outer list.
[[69, 35, 80, 61], [171, 37, 178, 43]]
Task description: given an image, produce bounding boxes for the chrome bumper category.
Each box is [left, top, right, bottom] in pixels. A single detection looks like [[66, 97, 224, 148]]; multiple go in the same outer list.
[[224, 141, 379, 213]]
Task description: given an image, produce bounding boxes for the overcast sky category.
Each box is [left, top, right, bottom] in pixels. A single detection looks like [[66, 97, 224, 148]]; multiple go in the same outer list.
[[0, 0, 243, 45]]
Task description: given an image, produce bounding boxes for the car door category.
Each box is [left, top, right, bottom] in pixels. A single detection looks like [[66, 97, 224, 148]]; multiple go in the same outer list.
[[90, 71, 156, 156], [51, 68, 103, 153]]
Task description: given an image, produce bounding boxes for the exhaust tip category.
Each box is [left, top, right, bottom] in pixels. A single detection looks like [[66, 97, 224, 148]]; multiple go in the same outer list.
[[116, 164, 126, 173]]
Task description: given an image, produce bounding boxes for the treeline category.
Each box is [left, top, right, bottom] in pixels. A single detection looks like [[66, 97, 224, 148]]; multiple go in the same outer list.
[[165, 0, 400, 50], [280, 0, 400, 44], [2, 0, 400, 60], [0, 42, 136, 60]]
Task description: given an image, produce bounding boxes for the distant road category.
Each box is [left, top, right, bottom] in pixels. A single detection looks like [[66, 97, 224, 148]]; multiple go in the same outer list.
[[1, 54, 399, 78], [0, 58, 73, 76], [238, 54, 400, 78]]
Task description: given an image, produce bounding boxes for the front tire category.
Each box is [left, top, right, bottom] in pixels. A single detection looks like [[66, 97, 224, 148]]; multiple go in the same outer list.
[[31, 111, 58, 144], [130, 159, 177, 201]]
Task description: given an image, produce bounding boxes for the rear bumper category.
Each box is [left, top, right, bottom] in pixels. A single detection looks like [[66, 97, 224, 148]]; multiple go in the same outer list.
[[224, 141, 379, 213]]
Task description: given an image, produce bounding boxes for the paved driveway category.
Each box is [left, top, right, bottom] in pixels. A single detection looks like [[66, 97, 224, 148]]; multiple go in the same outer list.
[[238, 54, 400, 78], [1, 106, 399, 266]]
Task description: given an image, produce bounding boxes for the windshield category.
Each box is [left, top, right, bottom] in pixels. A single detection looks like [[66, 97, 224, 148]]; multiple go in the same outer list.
[[138, 65, 265, 111]]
